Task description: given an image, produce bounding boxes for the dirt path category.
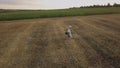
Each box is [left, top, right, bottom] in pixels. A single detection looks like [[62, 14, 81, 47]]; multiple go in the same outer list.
[[0, 14, 120, 68]]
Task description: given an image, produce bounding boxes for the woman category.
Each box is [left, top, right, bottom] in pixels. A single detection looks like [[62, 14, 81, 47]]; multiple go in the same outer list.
[[65, 25, 72, 38]]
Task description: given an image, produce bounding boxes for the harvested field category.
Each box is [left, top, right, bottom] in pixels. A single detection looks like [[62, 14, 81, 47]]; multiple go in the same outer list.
[[0, 14, 120, 68]]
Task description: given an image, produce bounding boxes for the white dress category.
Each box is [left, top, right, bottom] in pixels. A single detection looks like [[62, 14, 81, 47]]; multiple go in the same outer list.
[[67, 28, 72, 38]]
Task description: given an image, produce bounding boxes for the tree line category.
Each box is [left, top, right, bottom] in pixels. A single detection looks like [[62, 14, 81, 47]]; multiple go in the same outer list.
[[70, 3, 120, 9]]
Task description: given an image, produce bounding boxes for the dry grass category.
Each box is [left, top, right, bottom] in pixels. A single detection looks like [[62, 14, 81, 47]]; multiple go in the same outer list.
[[0, 14, 120, 68]]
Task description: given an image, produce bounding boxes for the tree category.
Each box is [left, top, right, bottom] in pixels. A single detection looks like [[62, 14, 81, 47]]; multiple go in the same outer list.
[[107, 3, 111, 7]]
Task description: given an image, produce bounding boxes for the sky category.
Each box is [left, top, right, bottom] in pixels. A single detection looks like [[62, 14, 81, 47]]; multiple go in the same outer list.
[[0, 0, 120, 10]]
